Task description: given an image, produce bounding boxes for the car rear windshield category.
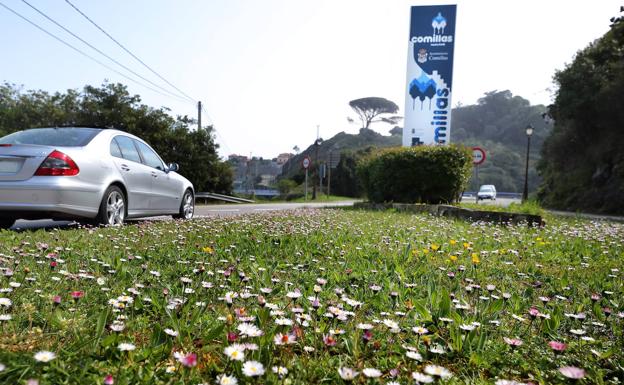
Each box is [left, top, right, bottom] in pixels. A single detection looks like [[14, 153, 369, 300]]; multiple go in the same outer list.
[[0, 127, 101, 147]]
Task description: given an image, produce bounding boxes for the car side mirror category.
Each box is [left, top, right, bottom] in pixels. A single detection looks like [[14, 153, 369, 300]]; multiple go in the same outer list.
[[168, 163, 179, 172]]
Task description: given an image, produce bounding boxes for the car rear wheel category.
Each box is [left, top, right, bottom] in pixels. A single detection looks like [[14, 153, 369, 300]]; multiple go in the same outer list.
[[173, 189, 194, 220], [0, 218, 16, 229], [95, 186, 126, 226]]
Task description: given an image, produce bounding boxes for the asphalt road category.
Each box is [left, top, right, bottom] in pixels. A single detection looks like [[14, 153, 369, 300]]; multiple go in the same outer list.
[[9, 198, 521, 230], [9, 200, 359, 230]]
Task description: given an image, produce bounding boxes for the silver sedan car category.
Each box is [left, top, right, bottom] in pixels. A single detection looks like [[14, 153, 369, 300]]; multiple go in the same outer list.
[[0, 127, 194, 228]]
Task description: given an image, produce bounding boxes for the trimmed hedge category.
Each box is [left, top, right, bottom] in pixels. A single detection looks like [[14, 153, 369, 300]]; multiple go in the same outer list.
[[357, 145, 472, 204]]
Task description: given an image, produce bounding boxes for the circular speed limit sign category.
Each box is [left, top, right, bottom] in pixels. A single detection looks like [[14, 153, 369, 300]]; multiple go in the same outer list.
[[472, 147, 486, 165], [302, 156, 311, 169]]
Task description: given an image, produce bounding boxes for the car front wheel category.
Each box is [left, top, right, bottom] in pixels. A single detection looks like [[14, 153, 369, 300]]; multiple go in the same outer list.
[[173, 189, 194, 220], [95, 186, 126, 226]]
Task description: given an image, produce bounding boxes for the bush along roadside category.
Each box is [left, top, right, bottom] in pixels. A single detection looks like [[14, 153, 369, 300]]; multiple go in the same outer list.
[[358, 145, 472, 204]]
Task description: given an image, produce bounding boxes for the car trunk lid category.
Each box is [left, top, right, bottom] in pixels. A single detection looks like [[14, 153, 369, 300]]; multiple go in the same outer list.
[[0, 144, 55, 181]]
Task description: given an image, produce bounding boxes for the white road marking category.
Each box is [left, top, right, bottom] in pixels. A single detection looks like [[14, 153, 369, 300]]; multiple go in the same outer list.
[[206, 209, 240, 212]]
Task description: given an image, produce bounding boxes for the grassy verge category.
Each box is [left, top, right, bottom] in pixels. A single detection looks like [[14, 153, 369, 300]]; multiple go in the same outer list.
[[459, 199, 545, 217], [0, 210, 621, 384]]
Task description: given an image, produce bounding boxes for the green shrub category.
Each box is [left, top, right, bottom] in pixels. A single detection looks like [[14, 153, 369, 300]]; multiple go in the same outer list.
[[277, 179, 297, 196], [358, 145, 472, 203]]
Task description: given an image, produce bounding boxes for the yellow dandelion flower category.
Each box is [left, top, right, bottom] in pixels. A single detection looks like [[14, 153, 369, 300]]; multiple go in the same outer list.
[[450, 239, 457, 245], [202, 246, 214, 254], [450, 255, 458, 262], [471, 253, 480, 264], [430, 243, 440, 251]]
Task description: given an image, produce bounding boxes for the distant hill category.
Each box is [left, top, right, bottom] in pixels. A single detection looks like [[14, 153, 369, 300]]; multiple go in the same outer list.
[[280, 90, 550, 194], [280, 127, 401, 178]]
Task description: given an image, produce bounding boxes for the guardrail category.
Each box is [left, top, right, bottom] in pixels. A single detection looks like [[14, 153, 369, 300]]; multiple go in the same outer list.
[[462, 192, 522, 199], [233, 189, 280, 197], [195, 192, 254, 204]]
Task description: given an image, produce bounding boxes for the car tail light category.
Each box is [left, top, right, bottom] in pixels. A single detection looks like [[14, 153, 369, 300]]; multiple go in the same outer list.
[[0, 144, 12, 147], [34, 150, 80, 176]]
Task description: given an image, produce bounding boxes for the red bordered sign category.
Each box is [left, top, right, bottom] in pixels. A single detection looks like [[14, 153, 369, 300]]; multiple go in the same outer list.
[[472, 147, 486, 165], [302, 156, 311, 169]]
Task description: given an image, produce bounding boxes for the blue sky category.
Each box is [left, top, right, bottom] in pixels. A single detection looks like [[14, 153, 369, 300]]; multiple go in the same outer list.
[[0, 0, 620, 158]]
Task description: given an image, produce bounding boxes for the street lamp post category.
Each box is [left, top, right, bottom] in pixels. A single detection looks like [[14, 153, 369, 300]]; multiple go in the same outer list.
[[311, 137, 323, 200], [522, 124, 534, 203]]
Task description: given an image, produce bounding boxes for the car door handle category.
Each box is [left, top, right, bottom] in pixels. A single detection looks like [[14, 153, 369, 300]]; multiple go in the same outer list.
[[120, 164, 130, 171], [151, 172, 158, 178]]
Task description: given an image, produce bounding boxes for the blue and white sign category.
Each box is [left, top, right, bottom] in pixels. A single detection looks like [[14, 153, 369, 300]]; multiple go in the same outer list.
[[403, 5, 457, 146]]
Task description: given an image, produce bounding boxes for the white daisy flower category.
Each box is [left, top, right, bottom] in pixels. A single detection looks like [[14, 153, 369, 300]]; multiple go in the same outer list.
[[412, 372, 434, 383], [216, 374, 238, 385], [242, 360, 265, 377], [338, 367, 359, 380], [424, 365, 452, 378], [117, 343, 136, 351], [224, 344, 245, 361], [34, 351, 56, 362], [362, 368, 382, 378]]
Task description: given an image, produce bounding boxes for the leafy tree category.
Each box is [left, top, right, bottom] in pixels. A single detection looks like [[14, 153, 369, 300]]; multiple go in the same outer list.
[[0, 81, 232, 194], [329, 148, 375, 197], [277, 179, 297, 196], [348, 97, 401, 129], [451, 90, 549, 192], [538, 8, 624, 214]]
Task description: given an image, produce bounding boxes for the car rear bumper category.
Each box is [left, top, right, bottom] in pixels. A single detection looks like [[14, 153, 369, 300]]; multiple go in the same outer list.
[[0, 177, 101, 219]]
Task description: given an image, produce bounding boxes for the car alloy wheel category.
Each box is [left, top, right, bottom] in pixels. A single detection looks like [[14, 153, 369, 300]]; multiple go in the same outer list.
[[106, 190, 125, 225], [182, 191, 194, 219]]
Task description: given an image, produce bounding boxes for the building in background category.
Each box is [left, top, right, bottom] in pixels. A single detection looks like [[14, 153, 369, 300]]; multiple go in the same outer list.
[[227, 153, 293, 194]]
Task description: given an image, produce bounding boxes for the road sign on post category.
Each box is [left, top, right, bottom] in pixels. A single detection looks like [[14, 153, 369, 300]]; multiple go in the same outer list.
[[472, 147, 486, 165], [302, 156, 311, 201], [302, 156, 311, 169]]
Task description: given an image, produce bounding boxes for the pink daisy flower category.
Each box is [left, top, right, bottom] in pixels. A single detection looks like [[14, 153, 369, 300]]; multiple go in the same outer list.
[[559, 366, 585, 379]]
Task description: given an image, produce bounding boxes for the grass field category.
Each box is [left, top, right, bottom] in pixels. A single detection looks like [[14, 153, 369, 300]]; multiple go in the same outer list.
[[0, 209, 622, 384]]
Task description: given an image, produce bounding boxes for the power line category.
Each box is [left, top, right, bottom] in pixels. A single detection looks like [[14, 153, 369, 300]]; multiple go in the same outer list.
[[20, 0, 195, 104], [64, 0, 197, 103], [0, 1, 193, 104], [201, 105, 233, 156]]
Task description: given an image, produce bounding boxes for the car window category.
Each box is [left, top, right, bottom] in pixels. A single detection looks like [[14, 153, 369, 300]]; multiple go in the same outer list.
[[110, 139, 123, 158], [135, 140, 165, 171], [0, 127, 100, 146], [114, 136, 142, 163]]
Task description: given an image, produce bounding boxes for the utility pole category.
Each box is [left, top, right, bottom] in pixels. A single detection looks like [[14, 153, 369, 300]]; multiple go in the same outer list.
[[312, 125, 321, 200], [327, 152, 332, 198], [197, 101, 202, 130], [319, 162, 323, 198]]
